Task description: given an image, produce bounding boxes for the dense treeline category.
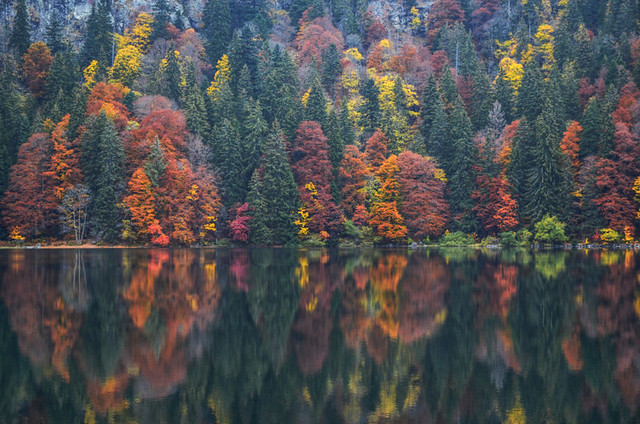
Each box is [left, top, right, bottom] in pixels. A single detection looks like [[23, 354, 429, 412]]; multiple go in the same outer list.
[[2, 0, 640, 245]]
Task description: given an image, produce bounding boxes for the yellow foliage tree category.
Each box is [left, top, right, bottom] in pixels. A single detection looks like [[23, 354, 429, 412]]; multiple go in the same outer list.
[[497, 57, 524, 93], [110, 44, 142, 87], [130, 12, 154, 54], [207, 54, 231, 100], [83, 60, 99, 88]]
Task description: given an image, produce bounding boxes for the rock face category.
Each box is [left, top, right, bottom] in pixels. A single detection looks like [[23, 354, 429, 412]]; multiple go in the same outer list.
[[3, 0, 205, 45]]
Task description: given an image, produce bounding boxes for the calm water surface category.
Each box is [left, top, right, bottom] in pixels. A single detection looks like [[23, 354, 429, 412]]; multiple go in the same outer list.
[[1, 248, 639, 423]]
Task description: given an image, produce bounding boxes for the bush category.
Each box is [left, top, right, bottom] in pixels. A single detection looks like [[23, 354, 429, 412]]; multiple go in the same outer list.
[[600, 228, 622, 244], [516, 228, 533, 246], [480, 236, 499, 246], [499, 231, 518, 247], [439, 231, 475, 246], [534, 215, 568, 244]]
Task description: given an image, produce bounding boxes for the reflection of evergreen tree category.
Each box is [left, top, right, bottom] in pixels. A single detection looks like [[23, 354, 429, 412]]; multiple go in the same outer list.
[[80, 252, 127, 380], [248, 249, 300, 370]]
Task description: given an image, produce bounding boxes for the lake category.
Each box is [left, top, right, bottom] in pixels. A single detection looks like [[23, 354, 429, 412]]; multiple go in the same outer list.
[[0, 248, 639, 423]]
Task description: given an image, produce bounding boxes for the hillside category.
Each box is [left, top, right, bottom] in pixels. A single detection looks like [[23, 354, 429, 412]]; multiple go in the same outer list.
[[1, 0, 639, 245]]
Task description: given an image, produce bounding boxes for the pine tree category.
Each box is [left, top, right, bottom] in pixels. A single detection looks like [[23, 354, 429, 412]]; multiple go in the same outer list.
[[10, 0, 30, 58], [202, 0, 232, 64], [81, 111, 125, 241]]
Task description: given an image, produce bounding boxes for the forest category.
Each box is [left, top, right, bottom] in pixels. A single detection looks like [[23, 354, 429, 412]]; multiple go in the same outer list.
[[1, 0, 640, 246]]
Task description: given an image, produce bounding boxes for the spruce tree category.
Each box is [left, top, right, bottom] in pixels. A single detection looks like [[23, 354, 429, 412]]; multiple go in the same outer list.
[[202, 0, 232, 64], [46, 11, 65, 55], [256, 122, 300, 245], [144, 138, 167, 187], [160, 45, 182, 103], [321, 44, 342, 93], [360, 78, 381, 136], [517, 60, 545, 122], [239, 98, 268, 201], [420, 74, 439, 144], [428, 95, 449, 163], [305, 78, 328, 127], [580, 96, 602, 158], [246, 170, 272, 244], [259, 46, 300, 136], [81, 0, 113, 68], [228, 27, 261, 98], [81, 111, 125, 241], [338, 105, 355, 147], [151, 0, 172, 41], [507, 118, 535, 224], [10, 0, 30, 58], [526, 101, 573, 224]]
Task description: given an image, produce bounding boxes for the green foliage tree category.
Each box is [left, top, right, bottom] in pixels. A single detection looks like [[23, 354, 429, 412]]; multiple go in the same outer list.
[[534, 215, 569, 243], [202, 0, 232, 64], [10, 0, 30, 58], [81, 0, 113, 69]]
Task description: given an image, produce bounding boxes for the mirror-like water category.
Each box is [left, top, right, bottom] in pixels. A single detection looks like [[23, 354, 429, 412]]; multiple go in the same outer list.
[[1, 248, 639, 423]]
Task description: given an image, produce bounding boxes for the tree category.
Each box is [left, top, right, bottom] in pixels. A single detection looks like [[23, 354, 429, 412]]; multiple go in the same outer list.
[[230, 202, 251, 242], [1, 133, 57, 239], [81, 111, 126, 241], [81, 0, 113, 69], [364, 129, 389, 172], [22, 42, 53, 99], [252, 122, 300, 245], [534, 215, 568, 243], [473, 174, 518, 234], [46, 11, 65, 55], [360, 78, 381, 135], [10, 0, 30, 58], [397, 151, 449, 239], [60, 185, 91, 244], [340, 145, 370, 217], [159, 46, 182, 102], [369, 155, 407, 242], [151, 0, 172, 41], [202, 0, 232, 64]]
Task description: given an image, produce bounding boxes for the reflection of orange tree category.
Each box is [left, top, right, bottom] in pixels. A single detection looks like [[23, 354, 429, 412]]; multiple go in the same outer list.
[[122, 250, 221, 398], [593, 251, 640, 410], [1, 251, 82, 381], [86, 371, 130, 415], [291, 252, 344, 374]]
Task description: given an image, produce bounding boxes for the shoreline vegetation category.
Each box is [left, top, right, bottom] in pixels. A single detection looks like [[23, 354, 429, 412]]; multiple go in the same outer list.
[[4, 0, 640, 250]]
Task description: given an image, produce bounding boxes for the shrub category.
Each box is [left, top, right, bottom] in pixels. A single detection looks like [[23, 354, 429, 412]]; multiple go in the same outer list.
[[439, 231, 475, 246], [600, 228, 622, 244], [499, 231, 518, 247], [534, 215, 568, 244], [516, 228, 533, 246]]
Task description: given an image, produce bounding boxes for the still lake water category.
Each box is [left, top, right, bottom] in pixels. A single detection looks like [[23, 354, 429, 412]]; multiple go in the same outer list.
[[1, 247, 639, 423]]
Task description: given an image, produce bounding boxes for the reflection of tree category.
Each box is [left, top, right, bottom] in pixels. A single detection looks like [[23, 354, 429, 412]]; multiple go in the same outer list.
[[291, 251, 343, 375], [248, 249, 300, 370]]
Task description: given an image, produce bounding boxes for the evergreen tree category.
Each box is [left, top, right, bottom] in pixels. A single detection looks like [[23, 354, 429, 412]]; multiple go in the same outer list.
[[305, 78, 328, 127], [81, 0, 113, 68], [218, 118, 244, 205], [338, 104, 355, 147], [420, 74, 439, 144], [517, 60, 545, 122], [507, 118, 536, 224], [494, 68, 515, 123], [324, 109, 345, 201], [228, 27, 261, 98], [447, 97, 478, 232], [81, 111, 125, 241], [202, 0, 232, 64], [44, 50, 80, 120], [246, 170, 272, 244], [151, 0, 172, 41], [183, 65, 210, 138], [10, 0, 30, 58], [428, 95, 449, 163], [321, 44, 342, 93], [46, 11, 65, 55], [144, 137, 167, 187], [360, 78, 381, 136], [259, 46, 300, 137], [580, 96, 603, 158], [255, 122, 300, 245], [160, 45, 182, 103], [470, 63, 493, 131], [526, 100, 573, 223], [238, 98, 268, 202]]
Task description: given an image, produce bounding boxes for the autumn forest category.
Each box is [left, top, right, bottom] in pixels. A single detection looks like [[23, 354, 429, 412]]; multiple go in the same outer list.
[[2, 0, 640, 245]]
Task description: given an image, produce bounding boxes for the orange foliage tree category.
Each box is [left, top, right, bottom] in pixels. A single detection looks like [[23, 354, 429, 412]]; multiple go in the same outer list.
[[560, 121, 582, 177], [369, 155, 407, 242], [397, 151, 449, 239], [22, 42, 53, 99], [339, 145, 370, 217]]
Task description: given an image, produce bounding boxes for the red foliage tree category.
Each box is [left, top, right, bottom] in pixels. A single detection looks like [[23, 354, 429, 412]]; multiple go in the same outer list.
[[430, 50, 450, 79], [364, 129, 390, 173], [365, 17, 388, 47], [425, 0, 465, 41], [291, 121, 342, 236], [473, 174, 518, 234], [22, 42, 53, 99], [49, 115, 83, 200], [397, 151, 449, 239], [296, 17, 344, 67], [340, 145, 370, 217], [129, 109, 188, 168], [230, 202, 251, 242], [2, 133, 58, 238], [123, 167, 158, 241]]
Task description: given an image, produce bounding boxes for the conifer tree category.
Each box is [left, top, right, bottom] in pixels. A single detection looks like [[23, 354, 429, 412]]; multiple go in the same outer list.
[[516, 60, 544, 122], [46, 12, 65, 55], [10, 0, 30, 58], [202, 0, 232, 64], [305, 78, 328, 127], [321, 44, 342, 93], [420, 74, 439, 144], [360, 78, 381, 136], [252, 122, 300, 245], [160, 46, 182, 103], [151, 0, 172, 41], [246, 170, 272, 244], [81, 0, 113, 69], [81, 111, 125, 241]]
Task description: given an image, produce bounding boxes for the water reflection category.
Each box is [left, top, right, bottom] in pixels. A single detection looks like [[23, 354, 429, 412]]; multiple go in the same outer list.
[[1, 248, 639, 423]]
